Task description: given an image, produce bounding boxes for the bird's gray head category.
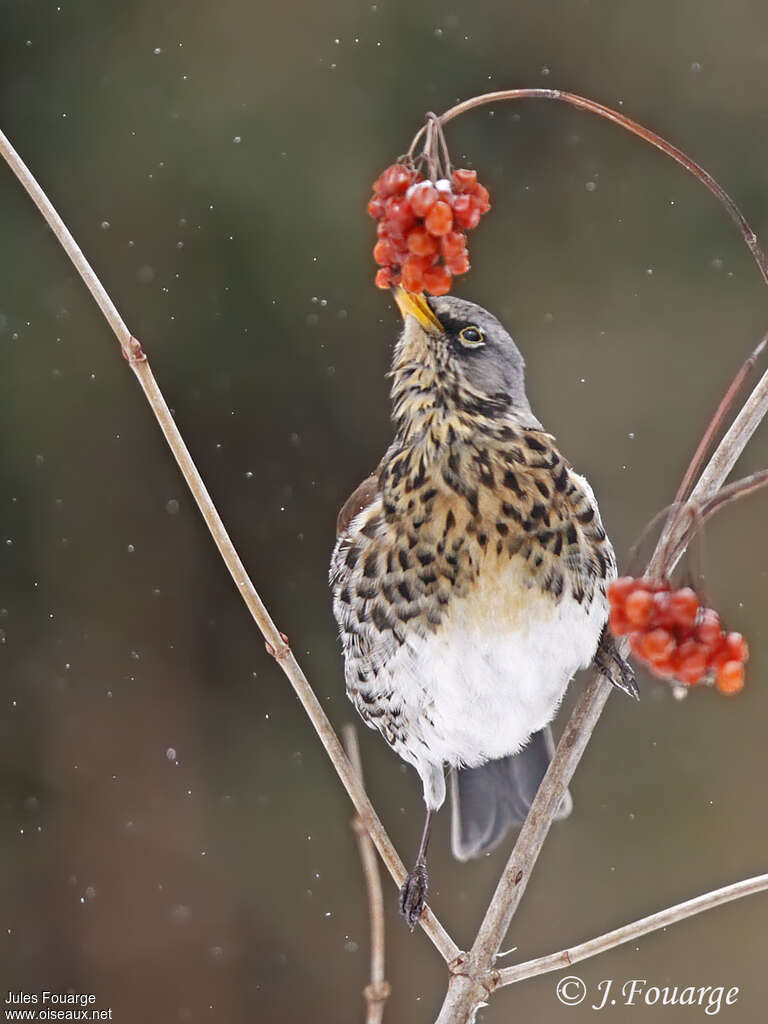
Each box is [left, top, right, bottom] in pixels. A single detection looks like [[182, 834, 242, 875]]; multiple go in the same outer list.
[[390, 288, 536, 432]]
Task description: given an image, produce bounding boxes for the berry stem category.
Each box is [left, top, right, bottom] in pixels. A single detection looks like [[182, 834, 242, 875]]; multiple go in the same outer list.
[[409, 112, 452, 181]]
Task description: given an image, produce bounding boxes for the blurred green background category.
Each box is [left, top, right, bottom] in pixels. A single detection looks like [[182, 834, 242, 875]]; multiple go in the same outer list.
[[0, 1, 767, 1020]]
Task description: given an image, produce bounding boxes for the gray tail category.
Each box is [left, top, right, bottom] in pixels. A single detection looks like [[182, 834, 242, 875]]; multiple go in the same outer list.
[[449, 727, 572, 861]]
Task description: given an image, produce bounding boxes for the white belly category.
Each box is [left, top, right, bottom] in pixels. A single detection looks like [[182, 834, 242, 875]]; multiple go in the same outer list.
[[380, 562, 607, 799]]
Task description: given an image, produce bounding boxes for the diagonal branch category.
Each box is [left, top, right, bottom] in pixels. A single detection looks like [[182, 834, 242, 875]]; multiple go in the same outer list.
[[653, 360, 768, 578], [656, 466, 768, 576], [672, 333, 768, 509], [0, 125, 460, 968], [497, 872, 768, 986], [343, 725, 392, 1024]]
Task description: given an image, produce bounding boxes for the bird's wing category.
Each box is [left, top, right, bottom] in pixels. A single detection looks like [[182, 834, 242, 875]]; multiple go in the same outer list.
[[336, 473, 380, 537]]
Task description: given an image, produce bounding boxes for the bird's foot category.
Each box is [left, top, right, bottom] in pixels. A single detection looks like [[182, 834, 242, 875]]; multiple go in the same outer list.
[[595, 626, 639, 700], [399, 861, 428, 931]]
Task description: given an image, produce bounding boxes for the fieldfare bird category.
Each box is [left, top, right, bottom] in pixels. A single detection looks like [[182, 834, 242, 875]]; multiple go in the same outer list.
[[330, 289, 636, 927]]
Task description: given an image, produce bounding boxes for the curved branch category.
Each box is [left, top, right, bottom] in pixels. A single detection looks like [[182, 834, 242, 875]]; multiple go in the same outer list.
[[498, 873, 768, 986], [423, 88, 768, 286]]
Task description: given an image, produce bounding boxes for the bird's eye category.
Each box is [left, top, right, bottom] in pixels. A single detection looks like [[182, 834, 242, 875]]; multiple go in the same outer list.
[[458, 326, 485, 348]]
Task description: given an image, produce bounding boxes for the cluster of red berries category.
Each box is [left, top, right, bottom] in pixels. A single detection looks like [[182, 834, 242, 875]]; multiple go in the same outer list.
[[608, 577, 748, 695], [368, 163, 491, 295]]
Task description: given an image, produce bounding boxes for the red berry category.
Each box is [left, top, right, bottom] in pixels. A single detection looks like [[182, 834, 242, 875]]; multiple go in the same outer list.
[[673, 640, 708, 686], [629, 630, 645, 656], [375, 267, 392, 289], [373, 239, 395, 266], [608, 576, 637, 608], [609, 607, 631, 636], [651, 657, 676, 680], [401, 260, 425, 293], [716, 660, 745, 696], [425, 201, 454, 236], [367, 196, 386, 219], [668, 588, 699, 631], [378, 223, 407, 251], [375, 164, 414, 198], [723, 632, 749, 662], [409, 182, 439, 217], [642, 628, 676, 664], [650, 591, 675, 630], [445, 251, 470, 275], [407, 253, 439, 273], [452, 194, 481, 229], [710, 632, 749, 671], [386, 197, 416, 230], [407, 226, 440, 257], [471, 183, 491, 211], [625, 589, 654, 628], [422, 264, 452, 296], [441, 231, 467, 259], [451, 168, 478, 192], [696, 608, 723, 649]]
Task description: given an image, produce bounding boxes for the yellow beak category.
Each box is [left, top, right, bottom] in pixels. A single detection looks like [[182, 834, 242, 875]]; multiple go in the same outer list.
[[393, 286, 442, 333]]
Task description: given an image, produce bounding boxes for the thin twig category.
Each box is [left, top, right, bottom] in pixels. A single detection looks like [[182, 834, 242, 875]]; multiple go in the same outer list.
[[413, 89, 768, 286], [673, 333, 768, 508], [659, 468, 768, 574], [497, 873, 768, 986], [343, 725, 391, 1024], [696, 468, 768, 524], [653, 363, 768, 579], [0, 126, 460, 969]]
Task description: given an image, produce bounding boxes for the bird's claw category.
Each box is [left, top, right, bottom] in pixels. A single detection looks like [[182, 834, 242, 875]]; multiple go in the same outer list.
[[399, 861, 428, 931], [596, 626, 639, 700]]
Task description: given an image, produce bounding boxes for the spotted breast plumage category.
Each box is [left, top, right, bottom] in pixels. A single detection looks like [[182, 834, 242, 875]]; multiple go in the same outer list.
[[330, 289, 636, 926]]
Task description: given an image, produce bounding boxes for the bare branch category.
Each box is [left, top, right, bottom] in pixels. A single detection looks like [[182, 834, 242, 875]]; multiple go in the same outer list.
[[696, 468, 768, 524], [343, 725, 392, 1024], [657, 468, 768, 574], [654, 362, 768, 578], [673, 332, 768, 508], [497, 873, 768, 986], [0, 126, 460, 969]]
